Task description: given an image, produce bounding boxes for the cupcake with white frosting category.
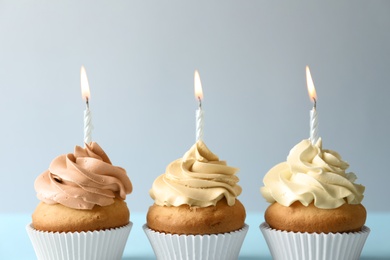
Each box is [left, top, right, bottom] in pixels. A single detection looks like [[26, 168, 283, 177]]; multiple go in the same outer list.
[[260, 138, 369, 260]]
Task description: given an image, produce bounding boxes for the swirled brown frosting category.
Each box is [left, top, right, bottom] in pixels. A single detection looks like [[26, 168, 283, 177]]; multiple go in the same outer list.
[[35, 142, 132, 210], [261, 138, 365, 209], [149, 141, 242, 207]]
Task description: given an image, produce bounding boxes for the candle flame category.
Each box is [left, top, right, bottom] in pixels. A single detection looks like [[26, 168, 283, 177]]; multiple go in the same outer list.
[[194, 70, 203, 101], [80, 65, 91, 101], [306, 66, 317, 103]]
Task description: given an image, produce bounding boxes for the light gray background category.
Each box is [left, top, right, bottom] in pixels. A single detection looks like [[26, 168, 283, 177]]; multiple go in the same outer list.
[[0, 1, 389, 214]]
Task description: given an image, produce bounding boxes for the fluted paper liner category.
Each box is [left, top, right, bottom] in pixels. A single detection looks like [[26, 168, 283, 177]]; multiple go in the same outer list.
[[260, 222, 370, 260], [26, 222, 132, 260], [143, 223, 248, 260]]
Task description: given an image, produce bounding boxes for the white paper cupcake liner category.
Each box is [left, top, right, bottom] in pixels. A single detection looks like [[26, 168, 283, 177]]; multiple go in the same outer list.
[[143, 223, 249, 260], [26, 222, 132, 260], [260, 222, 370, 260]]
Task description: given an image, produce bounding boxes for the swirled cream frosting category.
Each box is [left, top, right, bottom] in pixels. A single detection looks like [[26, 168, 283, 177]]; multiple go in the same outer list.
[[261, 138, 365, 209], [35, 142, 133, 210], [150, 141, 242, 207]]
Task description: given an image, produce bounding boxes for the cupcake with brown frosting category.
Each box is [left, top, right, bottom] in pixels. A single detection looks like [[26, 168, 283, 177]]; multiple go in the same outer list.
[[260, 138, 370, 260], [144, 141, 248, 260], [27, 142, 133, 260]]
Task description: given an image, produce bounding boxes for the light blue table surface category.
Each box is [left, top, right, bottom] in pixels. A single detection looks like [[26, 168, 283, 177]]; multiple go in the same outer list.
[[0, 212, 389, 259]]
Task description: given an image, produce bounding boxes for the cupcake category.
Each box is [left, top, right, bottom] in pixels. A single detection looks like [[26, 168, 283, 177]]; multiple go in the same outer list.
[[260, 138, 370, 260], [144, 140, 248, 260], [27, 142, 133, 260]]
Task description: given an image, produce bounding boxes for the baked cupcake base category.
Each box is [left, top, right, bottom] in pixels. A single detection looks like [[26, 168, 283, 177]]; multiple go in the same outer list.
[[26, 222, 132, 260], [147, 198, 246, 235], [260, 222, 370, 260], [32, 198, 130, 232], [143, 223, 248, 260], [265, 202, 366, 234]]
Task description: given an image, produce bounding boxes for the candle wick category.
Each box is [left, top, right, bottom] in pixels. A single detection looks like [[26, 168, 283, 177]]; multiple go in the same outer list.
[[198, 96, 202, 109], [86, 97, 89, 109], [313, 97, 317, 109]]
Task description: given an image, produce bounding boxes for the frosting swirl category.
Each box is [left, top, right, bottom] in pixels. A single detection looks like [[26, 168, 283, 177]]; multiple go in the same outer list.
[[35, 142, 133, 210], [261, 138, 365, 209], [150, 141, 242, 207]]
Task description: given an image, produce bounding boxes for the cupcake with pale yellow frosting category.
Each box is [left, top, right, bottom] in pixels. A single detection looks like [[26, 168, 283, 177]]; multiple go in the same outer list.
[[27, 142, 133, 260], [144, 140, 248, 260], [260, 138, 370, 260]]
